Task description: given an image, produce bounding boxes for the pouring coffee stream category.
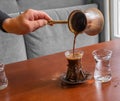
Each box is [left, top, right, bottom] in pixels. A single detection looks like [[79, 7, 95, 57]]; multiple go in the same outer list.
[[48, 8, 104, 55], [47, 8, 104, 84]]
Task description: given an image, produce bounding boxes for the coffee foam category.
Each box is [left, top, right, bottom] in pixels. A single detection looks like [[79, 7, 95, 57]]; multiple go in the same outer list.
[[66, 53, 82, 60]]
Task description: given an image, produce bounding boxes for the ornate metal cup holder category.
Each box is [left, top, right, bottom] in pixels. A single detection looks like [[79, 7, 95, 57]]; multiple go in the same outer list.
[[61, 70, 92, 85]]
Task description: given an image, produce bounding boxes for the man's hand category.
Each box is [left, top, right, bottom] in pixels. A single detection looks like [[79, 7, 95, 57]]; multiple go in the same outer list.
[[2, 9, 52, 35]]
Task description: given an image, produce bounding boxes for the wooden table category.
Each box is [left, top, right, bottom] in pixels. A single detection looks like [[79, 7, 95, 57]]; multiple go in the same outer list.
[[1, 39, 120, 101]]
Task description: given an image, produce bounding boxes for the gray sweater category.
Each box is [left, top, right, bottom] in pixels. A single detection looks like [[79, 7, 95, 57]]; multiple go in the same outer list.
[[0, 10, 10, 32]]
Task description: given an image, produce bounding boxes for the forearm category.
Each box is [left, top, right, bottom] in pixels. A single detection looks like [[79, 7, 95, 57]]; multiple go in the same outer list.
[[0, 10, 11, 32]]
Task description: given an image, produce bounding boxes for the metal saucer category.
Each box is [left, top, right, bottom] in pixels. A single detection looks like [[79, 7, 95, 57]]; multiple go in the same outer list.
[[61, 72, 92, 85]]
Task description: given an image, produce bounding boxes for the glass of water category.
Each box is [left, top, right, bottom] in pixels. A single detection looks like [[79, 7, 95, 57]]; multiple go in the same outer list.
[[0, 63, 8, 90], [92, 49, 112, 83]]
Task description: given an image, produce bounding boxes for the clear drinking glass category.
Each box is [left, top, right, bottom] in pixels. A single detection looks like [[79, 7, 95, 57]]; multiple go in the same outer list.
[[0, 63, 8, 90], [92, 49, 112, 83], [64, 49, 85, 84]]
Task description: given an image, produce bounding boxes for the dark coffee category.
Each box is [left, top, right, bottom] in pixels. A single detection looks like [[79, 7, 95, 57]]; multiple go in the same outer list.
[[65, 52, 86, 82], [66, 53, 81, 67], [72, 35, 77, 55]]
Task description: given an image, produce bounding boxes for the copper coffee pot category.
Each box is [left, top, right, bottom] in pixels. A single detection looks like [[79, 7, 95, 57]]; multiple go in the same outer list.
[[48, 8, 104, 36]]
